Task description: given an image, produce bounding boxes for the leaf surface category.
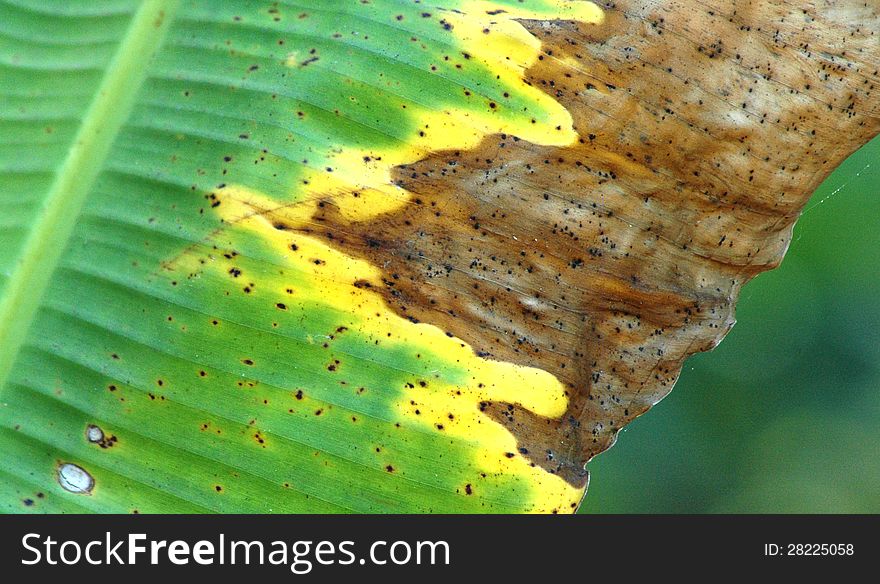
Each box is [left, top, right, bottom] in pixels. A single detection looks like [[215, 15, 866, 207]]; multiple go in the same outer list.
[[0, 0, 878, 513]]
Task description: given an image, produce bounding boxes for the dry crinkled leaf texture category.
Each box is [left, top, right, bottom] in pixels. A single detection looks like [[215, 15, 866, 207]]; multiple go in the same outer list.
[[292, 0, 880, 486]]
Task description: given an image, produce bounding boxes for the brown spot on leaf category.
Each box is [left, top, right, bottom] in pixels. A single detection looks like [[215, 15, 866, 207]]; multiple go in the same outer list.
[[294, 1, 879, 486]]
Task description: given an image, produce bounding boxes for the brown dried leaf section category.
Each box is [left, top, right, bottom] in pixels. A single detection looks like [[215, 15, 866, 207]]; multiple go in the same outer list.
[[302, 1, 880, 486]]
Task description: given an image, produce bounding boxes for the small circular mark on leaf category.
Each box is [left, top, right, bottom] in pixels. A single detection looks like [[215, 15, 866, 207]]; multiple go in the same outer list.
[[86, 425, 104, 443], [57, 463, 94, 495]]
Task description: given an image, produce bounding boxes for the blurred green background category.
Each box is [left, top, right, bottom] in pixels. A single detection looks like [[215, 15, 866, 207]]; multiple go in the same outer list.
[[581, 136, 880, 513]]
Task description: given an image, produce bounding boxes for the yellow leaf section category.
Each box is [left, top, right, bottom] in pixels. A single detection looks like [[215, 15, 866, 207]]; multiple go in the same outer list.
[[197, 2, 603, 511], [220, 0, 604, 225], [188, 188, 579, 511]]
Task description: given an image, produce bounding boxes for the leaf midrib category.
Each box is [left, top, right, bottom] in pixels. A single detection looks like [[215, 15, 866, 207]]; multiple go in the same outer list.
[[0, 0, 178, 392]]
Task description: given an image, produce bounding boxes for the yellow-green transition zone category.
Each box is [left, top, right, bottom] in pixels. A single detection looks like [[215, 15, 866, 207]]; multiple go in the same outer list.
[[0, 0, 602, 512]]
